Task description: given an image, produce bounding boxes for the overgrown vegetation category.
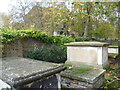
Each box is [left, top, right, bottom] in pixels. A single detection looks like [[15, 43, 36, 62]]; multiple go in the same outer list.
[[103, 65, 120, 89], [1, 28, 94, 44], [0, 28, 93, 63], [0, 29, 75, 44], [27, 45, 67, 63], [102, 53, 120, 89]]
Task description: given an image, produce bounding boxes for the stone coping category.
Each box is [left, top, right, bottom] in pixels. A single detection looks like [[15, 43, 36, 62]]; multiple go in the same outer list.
[[108, 46, 119, 48], [0, 57, 66, 87], [60, 61, 105, 84], [64, 41, 110, 47]]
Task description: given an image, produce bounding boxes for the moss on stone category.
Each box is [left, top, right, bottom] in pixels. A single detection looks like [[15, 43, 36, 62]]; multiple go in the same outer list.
[[63, 63, 92, 75], [65, 68, 91, 75], [65, 41, 110, 47]]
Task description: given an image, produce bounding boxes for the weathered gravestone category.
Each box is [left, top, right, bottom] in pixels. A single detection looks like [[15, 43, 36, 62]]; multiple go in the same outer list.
[[61, 61, 105, 88], [60, 42, 109, 89], [65, 42, 109, 66], [0, 57, 66, 89]]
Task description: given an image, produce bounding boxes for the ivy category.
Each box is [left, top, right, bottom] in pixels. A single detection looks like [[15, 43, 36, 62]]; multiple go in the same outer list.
[[0, 29, 75, 46]]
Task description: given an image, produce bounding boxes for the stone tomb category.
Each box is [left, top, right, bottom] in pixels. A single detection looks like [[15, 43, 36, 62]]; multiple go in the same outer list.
[[60, 41, 108, 88], [61, 61, 105, 88], [0, 57, 66, 89], [65, 42, 109, 66]]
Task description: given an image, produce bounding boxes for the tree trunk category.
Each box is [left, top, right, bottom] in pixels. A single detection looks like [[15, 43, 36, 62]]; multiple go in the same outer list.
[[118, 1, 120, 58], [83, 18, 89, 37], [83, 2, 92, 38]]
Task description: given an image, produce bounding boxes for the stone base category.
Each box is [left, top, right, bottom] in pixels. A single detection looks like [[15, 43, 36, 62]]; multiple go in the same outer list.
[[20, 74, 61, 89], [61, 75, 104, 88]]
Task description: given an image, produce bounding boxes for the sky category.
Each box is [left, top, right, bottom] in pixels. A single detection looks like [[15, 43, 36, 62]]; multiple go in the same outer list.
[[0, 0, 11, 13], [0, 0, 70, 14], [0, 0, 19, 14], [0, 0, 119, 14]]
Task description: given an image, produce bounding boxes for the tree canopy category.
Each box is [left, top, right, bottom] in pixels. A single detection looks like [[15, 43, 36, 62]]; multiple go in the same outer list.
[[1, 1, 119, 40]]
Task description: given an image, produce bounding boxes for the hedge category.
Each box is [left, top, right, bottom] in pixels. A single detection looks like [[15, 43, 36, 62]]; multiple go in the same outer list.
[[0, 29, 75, 45]]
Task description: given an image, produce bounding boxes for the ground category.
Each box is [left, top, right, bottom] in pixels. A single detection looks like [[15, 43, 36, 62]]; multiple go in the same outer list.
[[102, 56, 120, 89]]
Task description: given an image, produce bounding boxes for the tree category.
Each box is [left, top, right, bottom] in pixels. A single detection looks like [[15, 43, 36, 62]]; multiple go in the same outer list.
[[71, 2, 118, 39], [117, 1, 120, 58], [8, 1, 118, 40], [83, 2, 92, 38], [10, 0, 35, 23], [0, 13, 11, 27]]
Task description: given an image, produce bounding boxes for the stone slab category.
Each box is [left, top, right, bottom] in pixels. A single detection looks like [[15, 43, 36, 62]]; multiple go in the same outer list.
[[0, 57, 66, 88], [61, 61, 105, 88], [108, 47, 118, 54], [0, 79, 11, 89]]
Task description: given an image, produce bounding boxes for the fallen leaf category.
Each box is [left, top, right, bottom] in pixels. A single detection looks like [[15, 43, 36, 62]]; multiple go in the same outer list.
[[107, 80, 110, 83], [93, 67, 99, 70], [68, 65, 74, 69], [104, 87, 108, 89], [105, 73, 111, 76]]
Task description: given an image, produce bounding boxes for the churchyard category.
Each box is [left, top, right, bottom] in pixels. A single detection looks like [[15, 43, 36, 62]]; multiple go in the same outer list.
[[0, 30, 119, 89]]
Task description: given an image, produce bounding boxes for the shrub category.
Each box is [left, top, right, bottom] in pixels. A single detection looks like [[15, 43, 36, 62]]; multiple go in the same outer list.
[[1, 29, 75, 44], [75, 37, 92, 42], [27, 45, 67, 63]]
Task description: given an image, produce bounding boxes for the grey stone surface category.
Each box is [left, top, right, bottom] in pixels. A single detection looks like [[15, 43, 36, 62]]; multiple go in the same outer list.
[[108, 47, 118, 54], [61, 61, 105, 88], [65, 42, 109, 66], [0, 79, 11, 89], [65, 41, 109, 47], [61, 75, 104, 88], [0, 57, 66, 87], [2, 38, 51, 58]]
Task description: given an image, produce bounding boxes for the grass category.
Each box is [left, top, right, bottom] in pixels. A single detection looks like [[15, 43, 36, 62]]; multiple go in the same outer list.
[[102, 58, 120, 89], [103, 66, 120, 89]]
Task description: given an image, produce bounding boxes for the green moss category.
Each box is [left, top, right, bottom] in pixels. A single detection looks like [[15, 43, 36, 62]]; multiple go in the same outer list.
[[65, 41, 110, 47], [63, 63, 73, 67], [63, 63, 91, 74], [65, 67, 91, 74]]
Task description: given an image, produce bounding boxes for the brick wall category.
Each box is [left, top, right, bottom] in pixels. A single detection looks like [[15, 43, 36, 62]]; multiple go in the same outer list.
[[2, 38, 49, 58]]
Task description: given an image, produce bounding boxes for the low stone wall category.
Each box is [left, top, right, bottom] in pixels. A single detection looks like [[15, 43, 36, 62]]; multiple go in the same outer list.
[[108, 47, 118, 54], [2, 38, 49, 57]]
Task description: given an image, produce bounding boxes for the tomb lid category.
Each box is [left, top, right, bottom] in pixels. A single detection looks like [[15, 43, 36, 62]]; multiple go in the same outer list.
[[0, 57, 66, 87], [61, 61, 105, 84], [65, 42, 110, 47]]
